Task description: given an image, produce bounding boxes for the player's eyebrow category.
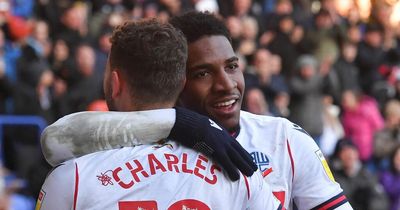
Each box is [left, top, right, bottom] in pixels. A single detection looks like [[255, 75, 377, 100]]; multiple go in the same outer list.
[[189, 63, 213, 71], [189, 56, 238, 71], [225, 56, 238, 64]]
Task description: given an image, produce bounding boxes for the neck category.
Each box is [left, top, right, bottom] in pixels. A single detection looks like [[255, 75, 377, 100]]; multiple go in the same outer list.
[[121, 101, 176, 112], [229, 125, 241, 137]]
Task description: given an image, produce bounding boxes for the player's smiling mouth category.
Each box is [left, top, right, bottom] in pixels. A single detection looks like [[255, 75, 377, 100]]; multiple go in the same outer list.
[[214, 99, 236, 107], [211, 97, 239, 114]]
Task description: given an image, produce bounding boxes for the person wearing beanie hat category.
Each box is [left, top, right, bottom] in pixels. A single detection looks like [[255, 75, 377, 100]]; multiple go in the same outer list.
[[331, 138, 389, 210], [289, 54, 327, 144]]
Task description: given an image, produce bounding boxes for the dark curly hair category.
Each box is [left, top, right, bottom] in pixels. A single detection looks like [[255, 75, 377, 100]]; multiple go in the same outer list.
[[109, 19, 187, 105], [170, 11, 231, 44]]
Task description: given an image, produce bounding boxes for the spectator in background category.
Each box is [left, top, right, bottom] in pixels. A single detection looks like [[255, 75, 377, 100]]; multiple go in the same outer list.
[[57, 2, 91, 52], [0, 167, 35, 210], [60, 44, 102, 115], [355, 23, 386, 96], [0, 12, 24, 83], [237, 16, 259, 56], [380, 145, 400, 210], [225, 16, 242, 51], [34, 0, 70, 37], [319, 0, 344, 25], [304, 8, 344, 63], [331, 40, 360, 103], [375, 49, 400, 108], [370, 2, 394, 51], [0, 57, 12, 114], [27, 20, 52, 60], [243, 87, 270, 115], [395, 73, 400, 100], [268, 53, 290, 117], [252, 49, 288, 104], [289, 54, 327, 144], [49, 39, 70, 77], [232, 0, 254, 18], [331, 139, 388, 210], [320, 95, 344, 158], [346, 24, 363, 45], [4, 48, 54, 197], [263, 0, 293, 32], [88, 0, 127, 39], [341, 89, 384, 163], [374, 100, 400, 170], [345, 6, 365, 30], [394, 23, 400, 61], [93, 27, 112, 81], [263, 14, 303, 78], [271, 91, 290, 118], [15, 45, 54, 123]]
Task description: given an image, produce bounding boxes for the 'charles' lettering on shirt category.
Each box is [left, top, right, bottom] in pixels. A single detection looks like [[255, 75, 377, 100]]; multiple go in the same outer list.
[[112, 153, 221, 189]]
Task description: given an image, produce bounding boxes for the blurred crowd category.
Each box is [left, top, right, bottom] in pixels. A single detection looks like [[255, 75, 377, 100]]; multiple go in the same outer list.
[[0, 0, 400, 209]]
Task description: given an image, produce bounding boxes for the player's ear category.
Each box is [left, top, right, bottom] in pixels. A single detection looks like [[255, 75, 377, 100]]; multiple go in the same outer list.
[[176, 77, 187, 106], [111, 70, 122, 99]]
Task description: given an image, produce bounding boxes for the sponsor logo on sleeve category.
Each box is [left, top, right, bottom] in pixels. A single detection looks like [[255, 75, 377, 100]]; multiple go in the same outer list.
[[315, 150, 335, 182], [35, 189, 46, 210]]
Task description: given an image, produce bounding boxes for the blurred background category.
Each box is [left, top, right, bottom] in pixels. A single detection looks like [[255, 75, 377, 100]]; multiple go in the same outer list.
[[0, 0, 400, 209]]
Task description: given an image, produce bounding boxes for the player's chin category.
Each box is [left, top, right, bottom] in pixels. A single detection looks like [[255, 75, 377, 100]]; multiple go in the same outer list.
[[221, 117, 241, 133], [208, 109, 241, 132]]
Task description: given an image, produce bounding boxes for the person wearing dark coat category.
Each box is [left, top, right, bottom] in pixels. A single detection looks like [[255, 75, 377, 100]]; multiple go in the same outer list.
[[355, 23, 386, 95], [331, 139, 389, 210], [288, 55, 326, 143]]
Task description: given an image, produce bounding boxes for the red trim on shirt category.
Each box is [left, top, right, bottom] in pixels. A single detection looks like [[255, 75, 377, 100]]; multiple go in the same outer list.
[[262, 167, 273, 177], [243, 174, 250, 200], [317, 195, 347, 210], [73, 163, 79, 210], [273, 191, 286, 208], [286, 140, 295, 182]]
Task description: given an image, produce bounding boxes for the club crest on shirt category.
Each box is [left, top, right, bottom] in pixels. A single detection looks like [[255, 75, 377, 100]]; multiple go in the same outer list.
[[251, 151, 271, 173]]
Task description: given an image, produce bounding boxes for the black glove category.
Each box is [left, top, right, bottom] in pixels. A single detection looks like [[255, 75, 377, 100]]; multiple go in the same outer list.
[[168, 107, 258, 181]]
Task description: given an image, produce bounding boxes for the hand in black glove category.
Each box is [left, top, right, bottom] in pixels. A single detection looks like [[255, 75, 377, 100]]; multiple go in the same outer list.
[[168, 107, 258, 181]]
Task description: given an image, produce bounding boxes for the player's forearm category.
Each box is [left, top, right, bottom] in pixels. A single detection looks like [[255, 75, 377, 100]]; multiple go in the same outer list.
[[41, 109, 175, 166]]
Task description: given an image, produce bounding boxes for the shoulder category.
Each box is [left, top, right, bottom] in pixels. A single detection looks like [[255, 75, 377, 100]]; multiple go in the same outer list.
[[240, 111, 289, 129], [240, 111, 312, 136]]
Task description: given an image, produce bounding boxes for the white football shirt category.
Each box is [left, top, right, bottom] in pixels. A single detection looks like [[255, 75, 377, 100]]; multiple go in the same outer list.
[[41, 109, 353, 210], [236, 111, 351, 210], [37, 141, 282, 210]]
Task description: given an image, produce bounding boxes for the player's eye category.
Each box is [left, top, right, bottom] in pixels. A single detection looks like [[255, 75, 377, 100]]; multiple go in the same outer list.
[[226, 63, 239, 72], [194, 71, 210, 78]]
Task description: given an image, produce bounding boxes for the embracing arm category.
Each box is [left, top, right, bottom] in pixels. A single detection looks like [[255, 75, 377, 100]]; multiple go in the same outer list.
[[41, 108, 256, 181], [41, 109, 175, 166]]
